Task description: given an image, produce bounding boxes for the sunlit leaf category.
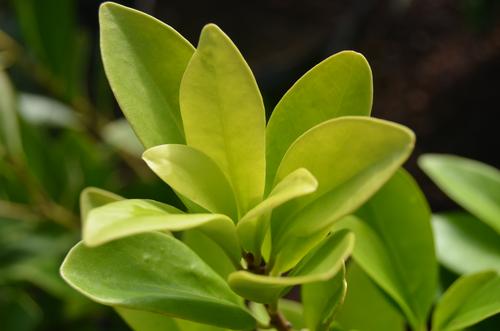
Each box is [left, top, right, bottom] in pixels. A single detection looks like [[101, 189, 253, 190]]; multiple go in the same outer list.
[[83, 199, 240, 265], [236, 168, 317, 257], [101, 119, 143, 157], [228, 230, 353, 303], [180, 24, 266, 216], [266, 51, 372, 188], [143, 144, 238, 219], [270, 117, 414, 273], [100, 2, 194, 147], [61, 232, 255, 329]]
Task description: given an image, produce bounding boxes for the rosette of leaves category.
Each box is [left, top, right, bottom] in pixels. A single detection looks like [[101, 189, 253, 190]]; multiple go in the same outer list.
[[60, 2, 416, 330]]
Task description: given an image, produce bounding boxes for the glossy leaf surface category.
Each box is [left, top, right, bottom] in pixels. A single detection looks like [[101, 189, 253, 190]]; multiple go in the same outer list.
[[433, 212, 500, 274], [271, 117, 414, 273], [143, 144, 238, 219], [432, 271, 500, 331], [180, 24, 266, 215], [266, 51, 372, 187], [100, 2, 194, 147], [333, 170, 436, 330], [420, 154, 500, 234], [228, 231, 354, 303], [61, 232, 255, 329]]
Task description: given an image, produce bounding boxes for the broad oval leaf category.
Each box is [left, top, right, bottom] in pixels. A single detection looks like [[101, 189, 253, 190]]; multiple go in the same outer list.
[[432, 271, 500, 331], [61, 232, 255, 329], [270, 117, 414, 273], [419, 154, 500, 234], [83, 199, 240, 265], [100, 2, 194, 148], [228, 230, 354, 303], [143, 144, 238, 219], [433, 212, 500, 274], [302, 264, 346, 331], [180, 24, 266, 216], [333, 170, 436, 330], [266, 51, 372, 188], [236, 168, 318, 257]]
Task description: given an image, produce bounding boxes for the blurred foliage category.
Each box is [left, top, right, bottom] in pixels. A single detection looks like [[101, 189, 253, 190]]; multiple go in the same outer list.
[[1, 1, 180, 330]]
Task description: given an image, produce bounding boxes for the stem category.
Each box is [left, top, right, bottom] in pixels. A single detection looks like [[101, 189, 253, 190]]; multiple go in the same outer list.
[[266, 302, 292, 331]]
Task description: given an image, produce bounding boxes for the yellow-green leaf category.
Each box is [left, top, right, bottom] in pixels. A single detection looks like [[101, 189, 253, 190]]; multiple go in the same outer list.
[[180, 24, 266, 216], [100, 2, 194, 148]]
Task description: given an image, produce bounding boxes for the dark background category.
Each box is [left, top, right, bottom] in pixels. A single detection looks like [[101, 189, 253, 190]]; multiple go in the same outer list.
[[4, 0, 500, 211]]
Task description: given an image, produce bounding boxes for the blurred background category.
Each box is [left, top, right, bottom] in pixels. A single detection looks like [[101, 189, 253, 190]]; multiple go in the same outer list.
[[1, 0, 499, 330]]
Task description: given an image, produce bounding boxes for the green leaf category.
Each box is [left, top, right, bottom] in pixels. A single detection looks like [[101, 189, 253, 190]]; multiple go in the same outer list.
[[116, 307, 181, 331], [433, 212, 500, 274], [335, 262, 405, 331], [266, 51, 372, 188], [333, 170, 436, 330], [83, 199, 240, 265], [101, 119, 144, 157], [432, 271, 500, 331], [182, 229, 235, 279], [80, 186, 123, 220], [419, 154, 500, 234], [0, 70, 23, 158], [236, 168, 318, 257], [60, 232, 255, 329], [228, 230, 354, 303], [270, 117, 414, 273], [180, 24, 266, 216], [302, 263, 346, 331], [99, 2, 194, 148], [143, 144, 238, 219], [117, 307, 231, 331]]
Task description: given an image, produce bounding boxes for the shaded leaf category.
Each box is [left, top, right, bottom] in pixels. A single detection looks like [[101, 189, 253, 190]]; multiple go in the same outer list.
[[335, 262, 405, 331], [100, 2, 194, 147], [270, 117, 414, 273], [333, 170, 436, 330], [61, 232, 255, 329], [0, 70, 23, 158], [180, 24, 266, 215], [266, 51, 372, 188], [419, 154, 500, 234], [433, 212, 500, 274], [302, 263, 346, 331], [432, 271, 500, 331]]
